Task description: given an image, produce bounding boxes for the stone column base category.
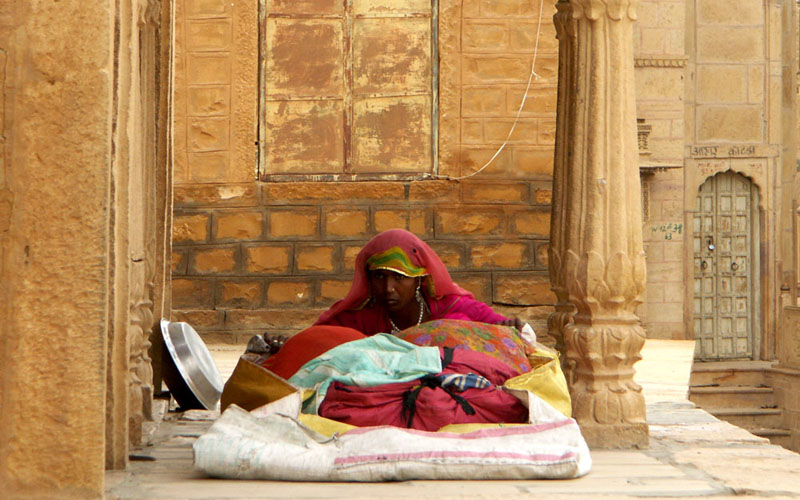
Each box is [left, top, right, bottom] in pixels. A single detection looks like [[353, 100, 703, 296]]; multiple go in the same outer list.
[[578, 422, 650, 449]]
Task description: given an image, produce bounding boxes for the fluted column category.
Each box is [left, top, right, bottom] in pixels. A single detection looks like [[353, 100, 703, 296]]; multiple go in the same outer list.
[[549, 0, 648, 448], [548, 0, 578, 379]]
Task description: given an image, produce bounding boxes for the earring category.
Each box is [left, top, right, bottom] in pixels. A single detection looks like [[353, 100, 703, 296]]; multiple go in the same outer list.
[[415, 282, 423, 303]]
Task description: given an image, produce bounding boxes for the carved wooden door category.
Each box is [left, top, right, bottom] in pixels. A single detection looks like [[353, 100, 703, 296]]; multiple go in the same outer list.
[[693, 171, 758, 360]]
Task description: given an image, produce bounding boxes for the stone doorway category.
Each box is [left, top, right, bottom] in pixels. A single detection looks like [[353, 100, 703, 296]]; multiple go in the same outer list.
[[692, 171, 760, 361]]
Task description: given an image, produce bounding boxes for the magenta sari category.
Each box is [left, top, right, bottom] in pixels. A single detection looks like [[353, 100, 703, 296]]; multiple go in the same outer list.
[[315, 229, 510, 335]]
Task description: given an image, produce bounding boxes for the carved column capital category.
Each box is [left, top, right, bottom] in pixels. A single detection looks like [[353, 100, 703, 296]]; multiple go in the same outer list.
[[554, 1, 576, 40], [571, 0, 638, 21]]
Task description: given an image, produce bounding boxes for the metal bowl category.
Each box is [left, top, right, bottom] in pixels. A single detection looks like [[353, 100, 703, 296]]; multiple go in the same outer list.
[[160, 319, 223, 410]]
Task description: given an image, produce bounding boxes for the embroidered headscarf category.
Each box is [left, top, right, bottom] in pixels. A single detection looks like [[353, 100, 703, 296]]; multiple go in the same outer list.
[[315, 229, 473, 325]]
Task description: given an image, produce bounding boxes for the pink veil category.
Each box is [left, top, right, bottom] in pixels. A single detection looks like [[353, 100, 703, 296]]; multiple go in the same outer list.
[[315, 229, 473, 325]]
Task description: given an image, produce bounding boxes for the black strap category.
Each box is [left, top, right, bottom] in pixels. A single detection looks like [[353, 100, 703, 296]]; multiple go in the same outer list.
[[401, 347, 475, 428]]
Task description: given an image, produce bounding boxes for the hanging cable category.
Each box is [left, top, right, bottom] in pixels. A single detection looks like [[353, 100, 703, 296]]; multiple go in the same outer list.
[[431, 0, 546, 181]]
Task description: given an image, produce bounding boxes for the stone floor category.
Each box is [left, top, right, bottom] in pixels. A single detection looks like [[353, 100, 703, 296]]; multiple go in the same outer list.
[[106, 340, 800, 499]]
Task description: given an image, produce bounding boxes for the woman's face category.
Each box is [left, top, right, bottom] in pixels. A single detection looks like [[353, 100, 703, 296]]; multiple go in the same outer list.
[[369, 269, 417, 313]]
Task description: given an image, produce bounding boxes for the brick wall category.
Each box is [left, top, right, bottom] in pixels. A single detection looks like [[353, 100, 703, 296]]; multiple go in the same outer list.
[[172, 0, 558, 343]]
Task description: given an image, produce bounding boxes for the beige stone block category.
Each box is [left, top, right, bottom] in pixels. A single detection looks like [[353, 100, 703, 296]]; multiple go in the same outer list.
[[696, 105, 763, 142], [408, 210, 429, 236], [479, 0, 552, 17], [187, 19, 232, 51], [173, 213, 209, 243], [192, 247, 237, 274], [511, 208, 550, 236], [218, 281, 263, 308], [352, 95, 431, 173], [538, 118, 555, 145], [175, 184, 259, 207], [353, 0, 430, 15], [645, 282, 666, 302], [268, 0, 343, 15], [463, 21, 508, 51], [697, 0, 763, 25], [186, 0, 232, 17], [534, 188, 552, 205], [462, 120, 483, 143], [437, 208, 505, 236], [428, 241, 465, 270], [319, 279, 352, 305], [267, 281, 312, 306], [462, 86, 506, 116], [459, 147, 511, 178], [463, 55, 530, 83], [471, 242, 529, 268], [636, 67, 685, 101], [265, 18, 343, 98], [353, 17, 430, 95], [343, 245, 361, 271], [325, 209, 369, 238], [697, 27, 764, 63], [639, 28, 666, 54], [646, 301, 684, 323], [748, 65, 764, 104], [450, 273, 492, 303], [186, 53, 232, 84], [171, 309, 223, 328], [172, 278, 215, 308], [657, 2, 685, 29], [263, 182, 405, 204], [462, 181, 528, 203], [509, 85, 558, 115], [697, 65, 747, 103], [269, 210, 320, 237], [484, 119, 538, 144], [188, 86, 230, 116], [188, 152, 240, 184], [511, 21, 557, 53], [172, 250, 188, 274], [663, 241, 685, 263], [245, 245, 291, 273], [374, 210, 408, 234], [408, 181, 460, 202], [264, 100, 344, 174], [188, 117, 229, 152], [635, 1, 659, 28], [215, 211, 263, 240], [512, 147, 554, 177], [664, 28, 684, 55], [670, 119, 686, 139], [296, 245, 336, 272], [535, 242, 548, 267], [493, 273, 555, 305]]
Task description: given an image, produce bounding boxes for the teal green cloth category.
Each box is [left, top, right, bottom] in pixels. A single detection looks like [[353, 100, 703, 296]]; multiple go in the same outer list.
[[288, 333, 442, 413]]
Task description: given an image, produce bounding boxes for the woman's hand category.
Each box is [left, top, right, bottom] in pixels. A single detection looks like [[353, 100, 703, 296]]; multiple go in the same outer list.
[[499, 317, 524, 331]]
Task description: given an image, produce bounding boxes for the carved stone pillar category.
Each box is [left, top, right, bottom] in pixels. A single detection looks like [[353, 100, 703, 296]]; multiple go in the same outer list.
[[548, 0, 578, 379], [549, 0, 649, 448]]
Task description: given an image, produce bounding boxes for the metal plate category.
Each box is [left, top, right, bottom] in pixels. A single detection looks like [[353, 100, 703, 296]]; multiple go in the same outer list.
[[160, 319, 223, 410]]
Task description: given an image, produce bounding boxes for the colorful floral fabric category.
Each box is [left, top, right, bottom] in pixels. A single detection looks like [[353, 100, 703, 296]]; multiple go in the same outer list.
[[396, 319, 531, 373]]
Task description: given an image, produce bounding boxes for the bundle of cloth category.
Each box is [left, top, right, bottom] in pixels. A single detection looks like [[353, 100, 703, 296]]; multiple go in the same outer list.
[[193, 230, 590, 480], [196, 320, 589, 481]]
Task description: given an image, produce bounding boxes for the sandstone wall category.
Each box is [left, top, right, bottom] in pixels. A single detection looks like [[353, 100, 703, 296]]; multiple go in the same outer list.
[[171, 0, 559, 341]]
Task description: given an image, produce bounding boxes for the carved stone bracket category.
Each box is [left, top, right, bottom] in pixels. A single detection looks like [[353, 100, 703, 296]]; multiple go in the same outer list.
[[634, 56, 688, 68]]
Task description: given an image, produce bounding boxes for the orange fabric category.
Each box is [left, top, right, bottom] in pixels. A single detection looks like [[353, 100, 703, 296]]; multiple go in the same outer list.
[[261, 325, 366, 379]]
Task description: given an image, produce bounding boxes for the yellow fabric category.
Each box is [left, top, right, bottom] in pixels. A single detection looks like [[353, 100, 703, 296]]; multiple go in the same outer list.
[[298, 414, 357, 437], [504, 343, 572, 417], [438, 422, 526, 433], [220, 357, 297, 412]]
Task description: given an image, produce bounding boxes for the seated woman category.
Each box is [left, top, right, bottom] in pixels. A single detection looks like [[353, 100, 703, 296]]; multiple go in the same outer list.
[[316, 228, 523, 335]]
